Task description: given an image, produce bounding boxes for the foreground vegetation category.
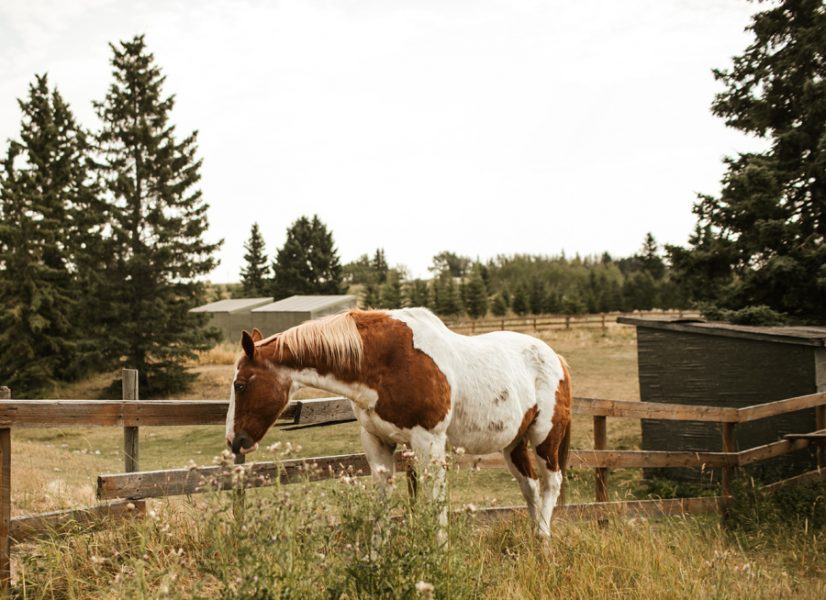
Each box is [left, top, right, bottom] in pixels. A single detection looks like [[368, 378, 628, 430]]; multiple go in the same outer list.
[[14, 461, 826, 599]]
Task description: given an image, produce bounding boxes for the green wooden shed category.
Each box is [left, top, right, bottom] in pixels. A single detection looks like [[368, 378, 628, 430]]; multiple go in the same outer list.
[[618, 317, 826, 481], [189, 297, 273, 342], [251, 295, 357, 336]]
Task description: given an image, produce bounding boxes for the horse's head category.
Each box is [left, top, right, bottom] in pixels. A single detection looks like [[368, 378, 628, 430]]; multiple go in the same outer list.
[[225, 328, 291, 456]]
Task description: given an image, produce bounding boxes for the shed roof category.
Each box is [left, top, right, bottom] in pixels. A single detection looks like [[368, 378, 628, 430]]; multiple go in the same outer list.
[[617, 316, 826, 347], [252, 295, 356, 313], [190, 297, 273, 313]]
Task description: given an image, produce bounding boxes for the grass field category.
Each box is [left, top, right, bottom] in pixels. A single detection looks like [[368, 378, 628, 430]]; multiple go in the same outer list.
[[10, 325, 826, 598]]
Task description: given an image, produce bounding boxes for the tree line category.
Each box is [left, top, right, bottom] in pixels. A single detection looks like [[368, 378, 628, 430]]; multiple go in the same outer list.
[[0, 36, 220, 397]]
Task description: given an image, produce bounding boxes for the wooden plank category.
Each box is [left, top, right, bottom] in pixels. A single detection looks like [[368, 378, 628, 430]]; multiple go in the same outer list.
[[593, 416, 608, 503], [569, 449, 734, 469], [472, 496, 725, 523], [98, 452, 411, 500], [0, 387, 8, 594], [0, 398, 311, 428], [721, 422, 736, 500], [736, 391, 826, 423], [292, 397, 354, 425], [736, 437, 812, 466], [573, 397, 738, 422], [10, 500, 145, 545], [761, 469, 826, 494], [123, 370, 139, 473], [815, 404, 825, 467]]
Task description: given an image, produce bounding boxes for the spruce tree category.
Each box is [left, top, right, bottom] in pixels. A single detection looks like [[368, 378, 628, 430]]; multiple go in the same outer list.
[[490, 292, 508, 317], [406, 279, 431, 308], [379, 270, 403, 309], [271, 215, 343, 298], [511, 285, 529, 316], [669, 0, 825, 319], [95, 36, 221, 396], [371, 248, 389, 284], [240, 222, 269, 296], [0, 75, 101, 396], [465, 268, 488, 319]]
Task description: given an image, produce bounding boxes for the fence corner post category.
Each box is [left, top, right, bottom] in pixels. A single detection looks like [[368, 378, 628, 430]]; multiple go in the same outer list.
[[122, 370, 140, 473], [721, 421, 736, 513], [0, 386, 11, 593], [815, 403, 825, 469]]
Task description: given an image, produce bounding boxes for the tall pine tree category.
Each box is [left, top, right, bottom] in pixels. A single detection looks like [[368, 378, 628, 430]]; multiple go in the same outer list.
[[271, 215, 343, 298], [0, 75, 101, 396], [95, 36, 221, 396], [669, 0, 825, 320], [240, 222, 269, 296]]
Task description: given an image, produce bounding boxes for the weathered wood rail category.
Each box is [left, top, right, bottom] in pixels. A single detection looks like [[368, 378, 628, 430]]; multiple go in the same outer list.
[[444, 310, 700, 335], [0, 378, 823, 592]]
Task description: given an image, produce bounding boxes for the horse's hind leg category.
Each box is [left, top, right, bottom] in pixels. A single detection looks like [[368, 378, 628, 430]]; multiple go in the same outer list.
[[532, 423, 568, 538], [502, 438, 540, 527]]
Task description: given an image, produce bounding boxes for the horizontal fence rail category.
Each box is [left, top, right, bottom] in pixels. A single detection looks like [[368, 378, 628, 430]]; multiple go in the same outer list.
[[2, 392, 821, 428]]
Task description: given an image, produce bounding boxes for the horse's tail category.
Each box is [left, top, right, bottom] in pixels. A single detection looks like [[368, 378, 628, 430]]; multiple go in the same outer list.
[[557, 354, 572, 475], [558, 418, 572, 475]]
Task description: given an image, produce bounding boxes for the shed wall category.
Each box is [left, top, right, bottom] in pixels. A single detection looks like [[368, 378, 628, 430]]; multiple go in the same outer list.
[[251, 311, 312, 336], [638, 328, 818, 480]]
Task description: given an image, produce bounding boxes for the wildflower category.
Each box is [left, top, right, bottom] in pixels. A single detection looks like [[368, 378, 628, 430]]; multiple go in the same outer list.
[[454, 446, 466, 456], [415, 581, 434, 598]]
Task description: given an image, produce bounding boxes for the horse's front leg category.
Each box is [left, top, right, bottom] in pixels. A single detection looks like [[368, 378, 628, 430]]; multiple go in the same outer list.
[[360, 428, 397, 558], [410, 428, 448, 545]]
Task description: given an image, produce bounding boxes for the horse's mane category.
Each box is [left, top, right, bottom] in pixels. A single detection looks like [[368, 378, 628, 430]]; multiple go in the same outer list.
[[262, 311, 363, 371]]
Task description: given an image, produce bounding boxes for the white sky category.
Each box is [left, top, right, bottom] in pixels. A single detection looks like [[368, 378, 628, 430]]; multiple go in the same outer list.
[[0, 0, 767, 281]]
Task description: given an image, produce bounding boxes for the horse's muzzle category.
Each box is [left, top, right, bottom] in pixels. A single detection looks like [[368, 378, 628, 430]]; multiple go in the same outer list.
[[230, 430, 255, 455]]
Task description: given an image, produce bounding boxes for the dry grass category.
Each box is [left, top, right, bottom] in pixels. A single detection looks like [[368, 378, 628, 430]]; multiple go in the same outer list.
[[9, 324, 826, 597]]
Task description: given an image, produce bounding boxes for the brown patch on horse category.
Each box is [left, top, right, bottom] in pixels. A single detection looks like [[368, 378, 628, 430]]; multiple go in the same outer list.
[[508, 405, 539, 478], [536, 357, 572, 472], [262, 310, 451, 431], [510, 438, 537, 479], [351, 311, 451, 430]]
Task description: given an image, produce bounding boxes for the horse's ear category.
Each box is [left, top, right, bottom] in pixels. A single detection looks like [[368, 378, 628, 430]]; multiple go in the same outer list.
[[251, 328, 263, 342], [241, 330, 256, 359]]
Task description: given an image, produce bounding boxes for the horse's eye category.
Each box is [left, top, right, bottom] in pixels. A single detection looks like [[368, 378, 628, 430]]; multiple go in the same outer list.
[[234, 382, 247, 394]]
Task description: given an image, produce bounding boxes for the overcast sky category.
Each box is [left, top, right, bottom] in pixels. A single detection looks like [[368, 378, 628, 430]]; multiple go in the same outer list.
[[0, 0, 767, 281]]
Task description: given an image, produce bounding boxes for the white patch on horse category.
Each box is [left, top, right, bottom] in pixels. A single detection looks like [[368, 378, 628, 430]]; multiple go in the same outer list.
[[290, 368, 379, 410], [225, 364, 240, 444], [389, 307, 565, 455]]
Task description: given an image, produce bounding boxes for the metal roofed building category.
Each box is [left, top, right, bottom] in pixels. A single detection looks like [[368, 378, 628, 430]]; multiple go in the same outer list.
[[251, 295, 357, 336], [190, 297, 274, 342], [618, 316, 826, 481]]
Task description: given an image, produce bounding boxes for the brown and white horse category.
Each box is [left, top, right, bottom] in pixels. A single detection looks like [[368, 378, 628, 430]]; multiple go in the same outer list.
[[226, 307, 571, 537]]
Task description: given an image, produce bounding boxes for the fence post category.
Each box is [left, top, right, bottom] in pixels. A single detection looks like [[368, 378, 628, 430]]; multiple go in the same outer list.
[[594, 415, 608, 503], [721, 422, 736, 502], [0, 386, 10, 594], [533, 318, 537, 331], [122, 370, 139, 473], [565, 316, 571, 330], [601, 313, 607, 336], [500, 319, 505, 331], [816, 403, 825, 469]]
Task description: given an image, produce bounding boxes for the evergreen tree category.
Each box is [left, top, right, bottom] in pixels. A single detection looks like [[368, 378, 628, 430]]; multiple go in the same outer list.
[[529, 277, 546, 315], [371, 248, 389, 284], [433, 275, 463, 316], [490, 292, 508, 317], [0, 75, 101, 396], [362, 283, 380, 309], [271, 215, 343, 299], [406, 279, 430, 308], [669, 0, 826, 320], [240, 222, 269, 296], [95, 36, 221, 396], [465, 268, 489, 319], [379, 270, 403, 309], [511, 285, 529, 316]]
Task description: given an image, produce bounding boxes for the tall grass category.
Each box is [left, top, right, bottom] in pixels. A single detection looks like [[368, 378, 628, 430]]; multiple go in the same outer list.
[[14, 456, 826, 599]]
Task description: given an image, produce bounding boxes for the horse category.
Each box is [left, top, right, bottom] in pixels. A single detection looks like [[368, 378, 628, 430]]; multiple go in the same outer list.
[[225, 307, 572, 537]]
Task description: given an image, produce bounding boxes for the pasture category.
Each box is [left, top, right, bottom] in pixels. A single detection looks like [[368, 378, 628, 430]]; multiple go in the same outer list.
[[8, 326, 826, 598]]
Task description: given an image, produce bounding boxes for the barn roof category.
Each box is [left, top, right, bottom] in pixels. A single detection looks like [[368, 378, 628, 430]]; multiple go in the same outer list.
[[617, 316, 826, 347], [190, 297, 273, 313], [251, 295, 356, 313]]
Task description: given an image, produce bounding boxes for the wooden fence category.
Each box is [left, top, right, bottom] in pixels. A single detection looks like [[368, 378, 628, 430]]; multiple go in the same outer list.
[[0, 374, 823, 592], [444, 310, 700, 335]]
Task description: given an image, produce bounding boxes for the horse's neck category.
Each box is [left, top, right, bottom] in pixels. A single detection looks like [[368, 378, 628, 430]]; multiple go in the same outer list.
[[262, 342, 370, 405]]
